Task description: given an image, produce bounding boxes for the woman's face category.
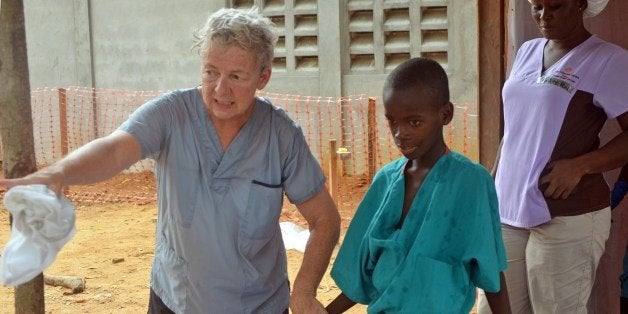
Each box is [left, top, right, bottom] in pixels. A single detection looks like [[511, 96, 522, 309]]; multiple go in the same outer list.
[[530, 0, 586, 40]]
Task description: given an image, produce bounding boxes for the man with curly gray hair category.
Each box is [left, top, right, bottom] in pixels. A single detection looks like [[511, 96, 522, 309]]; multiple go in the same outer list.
[[0, 7, 340, 314], [193, 7, 277, 72]]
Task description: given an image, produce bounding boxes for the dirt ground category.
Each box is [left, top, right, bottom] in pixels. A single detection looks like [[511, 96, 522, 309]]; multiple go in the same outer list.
[[0, 196, 367, 313], [0, 171, 487, 313]]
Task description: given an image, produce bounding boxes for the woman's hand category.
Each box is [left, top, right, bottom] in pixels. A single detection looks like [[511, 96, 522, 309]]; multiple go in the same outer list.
[[539, 158, 585, 199]]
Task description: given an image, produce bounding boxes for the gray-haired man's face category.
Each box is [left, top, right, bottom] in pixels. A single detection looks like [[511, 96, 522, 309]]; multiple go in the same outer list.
[[199, 43, 271, 127]]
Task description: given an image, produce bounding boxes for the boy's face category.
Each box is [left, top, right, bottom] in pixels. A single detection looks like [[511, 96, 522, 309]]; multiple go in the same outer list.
[[383, 87, 452, 161]]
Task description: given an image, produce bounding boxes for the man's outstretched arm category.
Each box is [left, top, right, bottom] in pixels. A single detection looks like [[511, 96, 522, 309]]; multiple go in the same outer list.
[[0, 130, 142, 195]]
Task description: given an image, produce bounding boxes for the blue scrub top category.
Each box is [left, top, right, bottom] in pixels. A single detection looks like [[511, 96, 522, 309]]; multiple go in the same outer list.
[[119, 88, 326, 313]]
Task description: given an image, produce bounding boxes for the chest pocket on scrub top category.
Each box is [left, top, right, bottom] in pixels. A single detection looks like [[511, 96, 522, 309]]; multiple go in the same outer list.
[[242, 180, 284, 240]]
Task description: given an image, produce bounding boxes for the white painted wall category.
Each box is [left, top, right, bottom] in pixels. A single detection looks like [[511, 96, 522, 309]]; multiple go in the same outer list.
[[88, 1, 216, 90], [24, 0, 478, 100], [24, 0, 92, 87], [24, 0, 227, 91], [22, 0, 481, 165]]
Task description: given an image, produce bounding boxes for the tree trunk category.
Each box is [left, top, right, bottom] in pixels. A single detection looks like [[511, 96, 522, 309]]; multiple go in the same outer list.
[[0, 0, 44, 313]]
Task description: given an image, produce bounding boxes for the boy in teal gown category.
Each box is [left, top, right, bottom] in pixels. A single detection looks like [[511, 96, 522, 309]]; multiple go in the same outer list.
[[326, 58, 511, 313]]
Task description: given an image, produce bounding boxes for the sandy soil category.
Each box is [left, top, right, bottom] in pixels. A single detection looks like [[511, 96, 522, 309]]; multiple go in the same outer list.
[[0, 199, 367, 313]]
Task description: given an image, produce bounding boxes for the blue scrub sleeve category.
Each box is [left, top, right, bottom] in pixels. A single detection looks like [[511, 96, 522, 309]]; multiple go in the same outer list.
[[281, 126, 326, 204], [118, 92, 173, 159]]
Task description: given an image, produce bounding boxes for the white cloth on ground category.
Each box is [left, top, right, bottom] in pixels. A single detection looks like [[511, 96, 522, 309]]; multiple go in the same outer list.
[[279, 221, 310, 253], [1, 184, 76, 286]]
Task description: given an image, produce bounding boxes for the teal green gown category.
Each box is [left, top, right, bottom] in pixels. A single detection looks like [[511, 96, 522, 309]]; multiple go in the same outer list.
[[331, 151, 507, 313]]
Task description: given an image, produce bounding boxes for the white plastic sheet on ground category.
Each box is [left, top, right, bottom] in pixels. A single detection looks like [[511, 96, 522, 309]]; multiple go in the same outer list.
[[280, 222, 310, 253]]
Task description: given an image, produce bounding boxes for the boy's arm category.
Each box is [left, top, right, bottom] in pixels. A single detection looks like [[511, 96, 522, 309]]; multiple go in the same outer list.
[[485, 272, 512, 314], [326, 292, 357, 314]]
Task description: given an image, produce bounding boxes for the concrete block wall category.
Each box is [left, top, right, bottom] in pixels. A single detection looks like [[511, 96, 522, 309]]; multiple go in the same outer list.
[[22, 0, 481, 165], [24, 0, 226, 91], [24, 0, 478, 102]]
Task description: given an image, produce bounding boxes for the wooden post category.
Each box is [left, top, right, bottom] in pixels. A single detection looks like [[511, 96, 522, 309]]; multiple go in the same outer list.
[[58, 88, 69, 195], [478, 1, 506, 169], [367, 97, 377, 182], [91, 88, 99, 140], [0, 0, 45, 312], [328, 139, 339, 205], [58, 88, 68, 157]]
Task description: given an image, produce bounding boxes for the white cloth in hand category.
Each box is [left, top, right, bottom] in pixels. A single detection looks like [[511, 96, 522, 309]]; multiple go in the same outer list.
[[1, 184, 76, 286]]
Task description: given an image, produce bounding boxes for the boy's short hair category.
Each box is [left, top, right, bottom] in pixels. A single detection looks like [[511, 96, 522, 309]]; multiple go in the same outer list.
[[384, 57, 450, 106]]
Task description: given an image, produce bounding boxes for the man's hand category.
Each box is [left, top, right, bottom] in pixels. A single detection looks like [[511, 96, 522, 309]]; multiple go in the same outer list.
[[539, 158, 584, 199], [611, 180, 628, 209], [291, 189, 339, 313], [1, 130, 142, 197], [290, 293, 327, 314], [0, 166, 65, 196]]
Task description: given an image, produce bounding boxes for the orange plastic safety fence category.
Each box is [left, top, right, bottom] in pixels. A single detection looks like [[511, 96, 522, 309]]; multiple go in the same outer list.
[[257, 91, 478, 211], [1, 87, 478, 210]]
